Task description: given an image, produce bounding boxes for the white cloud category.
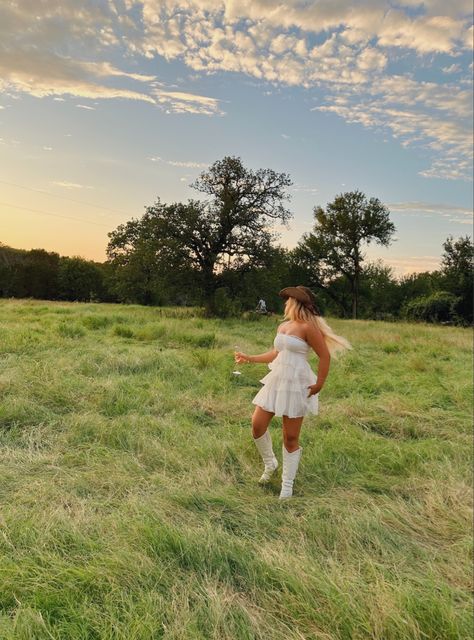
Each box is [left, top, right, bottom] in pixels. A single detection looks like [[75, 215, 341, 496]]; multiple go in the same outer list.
[[313, 72, 473, 181], [0, 0, 472, 176], [153, 89, 224, 115], [388, 201, 473, 223], [292, 183, 319, 194], [376, 11, 465, 53], [442, 63, 462, 74], [149, 156, 208, 168], [449, 217, 472, 225], [52, 181, 93, 189]]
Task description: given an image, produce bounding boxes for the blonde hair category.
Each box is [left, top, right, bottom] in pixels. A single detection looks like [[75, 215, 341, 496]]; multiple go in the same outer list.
[[284, 297, 352, 355]]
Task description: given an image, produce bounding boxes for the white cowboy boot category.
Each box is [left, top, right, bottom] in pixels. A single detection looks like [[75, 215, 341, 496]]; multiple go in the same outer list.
[[253, 430, 278, 484], [279, 445, 303, 499]]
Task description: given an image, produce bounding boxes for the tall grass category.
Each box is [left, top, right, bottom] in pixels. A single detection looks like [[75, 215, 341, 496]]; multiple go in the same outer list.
[[0, 299, 472, 639]]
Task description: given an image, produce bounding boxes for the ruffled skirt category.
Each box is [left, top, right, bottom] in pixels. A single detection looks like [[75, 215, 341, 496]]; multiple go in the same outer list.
[[252, 352, 318, 418]]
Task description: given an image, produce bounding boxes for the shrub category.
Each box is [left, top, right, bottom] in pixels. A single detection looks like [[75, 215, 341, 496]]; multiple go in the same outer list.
[[402, 291, 461, 324], [211, 288, 241, 318]]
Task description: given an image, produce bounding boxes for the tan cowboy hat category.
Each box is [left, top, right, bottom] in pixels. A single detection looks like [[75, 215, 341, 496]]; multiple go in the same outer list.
[[279, 285, 321, 315]]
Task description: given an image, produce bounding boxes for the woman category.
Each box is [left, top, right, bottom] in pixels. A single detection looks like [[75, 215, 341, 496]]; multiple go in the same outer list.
[[235, 286, 351, 500]]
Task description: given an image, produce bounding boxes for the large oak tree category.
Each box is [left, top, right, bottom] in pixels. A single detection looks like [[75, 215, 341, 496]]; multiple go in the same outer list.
[[107, 156, 292, 310]]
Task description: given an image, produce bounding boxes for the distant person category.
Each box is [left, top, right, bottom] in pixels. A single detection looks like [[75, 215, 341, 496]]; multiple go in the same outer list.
[[256, 298, 267, 314], [235, 286, 351, 499]]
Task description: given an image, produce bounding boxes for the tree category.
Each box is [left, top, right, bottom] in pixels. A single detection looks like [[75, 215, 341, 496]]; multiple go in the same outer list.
[[220, 246, 293, 312], [359, 259, 399, 319], [297, 191, 396, 318], [291, 241, 352, 317], [58, 257, 104, 301], [440, 235, 473, 323], [107, 156, 293, 312], [1, 248, 60, 299], [397, 270, 444, 310]]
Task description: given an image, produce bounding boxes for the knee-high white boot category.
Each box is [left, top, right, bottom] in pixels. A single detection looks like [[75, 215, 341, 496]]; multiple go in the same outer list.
[[253, 430, 278, 484], [279, 445, 303, 499]]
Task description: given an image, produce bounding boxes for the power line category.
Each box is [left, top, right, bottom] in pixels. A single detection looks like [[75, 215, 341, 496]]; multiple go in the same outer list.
[[0, 201, 112, 227], [0, 179, 137, 218]]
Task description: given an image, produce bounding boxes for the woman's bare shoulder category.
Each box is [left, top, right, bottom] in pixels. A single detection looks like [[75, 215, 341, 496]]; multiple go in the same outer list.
[[305, 320, 324, 338]]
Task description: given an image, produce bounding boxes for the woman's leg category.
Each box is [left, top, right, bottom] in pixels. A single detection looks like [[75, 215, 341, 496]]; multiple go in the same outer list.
[[282, 416, 303, 452], [251, 405, 274, 438], [280, 416, 304, 498], [252, 406, 278, 483]]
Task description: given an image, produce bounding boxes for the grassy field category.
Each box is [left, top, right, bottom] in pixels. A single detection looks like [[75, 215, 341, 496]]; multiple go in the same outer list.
[[0, 299, 472, 640]]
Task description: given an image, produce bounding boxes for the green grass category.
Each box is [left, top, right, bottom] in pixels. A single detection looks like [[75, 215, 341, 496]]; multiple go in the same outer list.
[[0, 299, 472, 640]]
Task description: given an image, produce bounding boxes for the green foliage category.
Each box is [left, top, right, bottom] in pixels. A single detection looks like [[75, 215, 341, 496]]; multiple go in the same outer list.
[[0, 245, 109, 303], [113, 325, 134, 338], [0, 210, 471, 328], [191, 332, 217, 348], [82, 314, 110, 330], [0, 246, 60, 299], [211, 288, 241, 318], [241, 311, 265, 321], [440, 235, 473, 323], [57, 322, 86, 338], [295, 190, 396, 319], [403, 291, 461, 323], [134, 324, 167, 341], [106, 156, 293, 311], [58, 256, 105, 302], [358, 259, 400, 319]]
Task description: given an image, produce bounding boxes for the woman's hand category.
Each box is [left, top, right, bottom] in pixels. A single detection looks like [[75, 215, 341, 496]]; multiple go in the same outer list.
[[235, 351, 251, 364], [307, 384, 321, 398]]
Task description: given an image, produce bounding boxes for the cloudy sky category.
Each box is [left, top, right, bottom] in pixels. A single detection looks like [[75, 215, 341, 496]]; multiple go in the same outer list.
[[0, 0, 472, 275]]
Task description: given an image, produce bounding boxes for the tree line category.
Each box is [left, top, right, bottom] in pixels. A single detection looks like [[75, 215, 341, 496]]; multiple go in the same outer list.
[[1, 156, 472, 324]]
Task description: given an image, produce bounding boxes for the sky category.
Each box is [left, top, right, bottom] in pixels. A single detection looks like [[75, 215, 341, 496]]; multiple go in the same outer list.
[[0, 0, 472, 277]]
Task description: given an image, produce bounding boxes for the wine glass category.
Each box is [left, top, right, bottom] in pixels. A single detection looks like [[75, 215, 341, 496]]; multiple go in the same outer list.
[[233, 344, 242, 376]]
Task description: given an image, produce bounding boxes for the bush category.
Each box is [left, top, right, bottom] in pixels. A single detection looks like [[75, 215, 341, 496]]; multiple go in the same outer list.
[[210, 288, 241, 318], [402, 291, 461, 324]]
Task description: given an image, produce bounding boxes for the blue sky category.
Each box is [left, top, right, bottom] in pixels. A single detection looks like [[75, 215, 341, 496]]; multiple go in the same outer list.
[[0, 0, 472, 275]]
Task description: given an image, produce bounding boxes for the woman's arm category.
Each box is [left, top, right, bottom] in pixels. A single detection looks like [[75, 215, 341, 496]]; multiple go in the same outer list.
[[305, 323, 331, 395], [235, 349, 278, 364]]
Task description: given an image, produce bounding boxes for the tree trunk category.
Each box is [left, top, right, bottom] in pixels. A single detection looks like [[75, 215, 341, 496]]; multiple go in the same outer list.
[[352, 253, 360, 319]]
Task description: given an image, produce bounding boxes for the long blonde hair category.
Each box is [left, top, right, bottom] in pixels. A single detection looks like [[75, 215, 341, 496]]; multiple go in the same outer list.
[[284, 297, 352, 355]]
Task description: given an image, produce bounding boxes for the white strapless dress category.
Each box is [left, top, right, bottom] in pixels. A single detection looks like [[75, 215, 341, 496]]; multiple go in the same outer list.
[[252, 333, 319, 418]]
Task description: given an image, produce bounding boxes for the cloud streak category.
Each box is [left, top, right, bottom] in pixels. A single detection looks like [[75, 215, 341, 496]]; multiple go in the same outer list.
[[149, 156, 208, 168], [388, 200, 473, 224]]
